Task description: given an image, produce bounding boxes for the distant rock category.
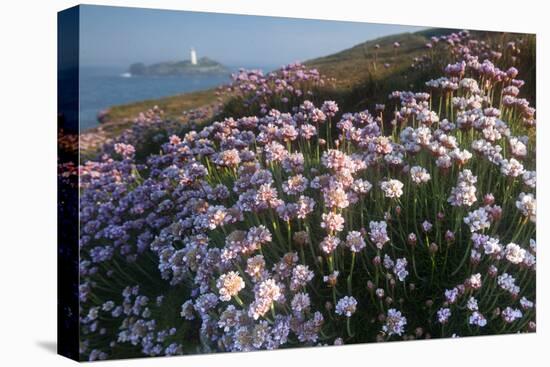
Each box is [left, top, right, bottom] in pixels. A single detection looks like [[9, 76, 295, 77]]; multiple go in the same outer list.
[[97, 109, 110, 124], [128, 57, 229, 76]]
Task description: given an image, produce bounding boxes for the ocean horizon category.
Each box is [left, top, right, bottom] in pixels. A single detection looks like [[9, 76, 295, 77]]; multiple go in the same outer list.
[[79, 64, 278, 131]]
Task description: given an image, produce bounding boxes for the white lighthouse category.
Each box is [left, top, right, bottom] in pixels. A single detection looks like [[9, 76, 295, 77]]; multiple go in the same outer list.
[[190, 47, 197, 65]]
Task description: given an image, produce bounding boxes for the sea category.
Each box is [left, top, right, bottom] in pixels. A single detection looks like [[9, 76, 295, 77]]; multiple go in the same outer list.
[[79, 65, 247, 131]]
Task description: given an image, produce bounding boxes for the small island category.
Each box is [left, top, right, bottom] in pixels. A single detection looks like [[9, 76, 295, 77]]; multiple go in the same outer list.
[[128, 48, 229, 76]]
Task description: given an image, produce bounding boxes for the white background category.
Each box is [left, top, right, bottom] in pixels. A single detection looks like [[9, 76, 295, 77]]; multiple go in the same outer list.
[[0, 0, 548, 365]]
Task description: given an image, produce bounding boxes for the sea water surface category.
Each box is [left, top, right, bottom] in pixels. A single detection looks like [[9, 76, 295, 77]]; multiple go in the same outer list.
[[79, 66, 236, 131]]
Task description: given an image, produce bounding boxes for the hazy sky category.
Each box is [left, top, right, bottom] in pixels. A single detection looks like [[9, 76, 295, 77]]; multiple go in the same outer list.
[[80, 5, 425, 68]]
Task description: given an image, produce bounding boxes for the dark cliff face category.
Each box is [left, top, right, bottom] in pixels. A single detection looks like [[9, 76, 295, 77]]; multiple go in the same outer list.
[[129, 57, 229, 76]]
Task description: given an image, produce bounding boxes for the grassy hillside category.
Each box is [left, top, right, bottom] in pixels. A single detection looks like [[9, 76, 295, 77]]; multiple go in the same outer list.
[[96, 31, 434, 125], [80, 27, 535, 156], [306, 29, 535, 112], [102, 89, 220, 126], [73, 26, 537, 360]]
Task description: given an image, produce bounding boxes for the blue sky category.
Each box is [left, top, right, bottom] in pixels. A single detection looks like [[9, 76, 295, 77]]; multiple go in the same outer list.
[[80, 5, 425, 68]]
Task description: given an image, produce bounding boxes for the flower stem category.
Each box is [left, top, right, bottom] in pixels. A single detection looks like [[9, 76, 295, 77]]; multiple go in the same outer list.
[[347, 252, 356, 294]]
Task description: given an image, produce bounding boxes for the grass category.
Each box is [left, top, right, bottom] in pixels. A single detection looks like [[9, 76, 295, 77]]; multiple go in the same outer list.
[[80, 28, 535, 159], [75, 28, 536, 359], [97, 89, 222, 132]]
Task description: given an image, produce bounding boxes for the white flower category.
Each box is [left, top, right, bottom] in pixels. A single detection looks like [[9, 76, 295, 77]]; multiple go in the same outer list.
[[437, 308, 451, 323], [291, 292, 311, 313], [246, 255, 266, 282], [383, 254, 395, 270], [393, 258, 409, 282], [450, 148, 472, 165], [369, 221, 390, 249], [504, 243, 526, 264], [410, 166, 431, 184], [500, 158, 524, 177], [380, 179, 404, 198], [523, 252, 536, 268], [282, 174, 308, 195], [509, 137, 527, 158], [351, 178, 373, 194], [502, 307, 523, 323], [467, 297, 479, 311], [436, 154, 452, 169], [497, 273, 520, 295], [216, 272, 245, 301], [215, 148, 241, 168], [520, 297, 534, 310], [422, 220, 433, 232], [459, 78, 480, 93], [445, 288, 459, 304], [249, 279, 283, 320], [464, 208, 491, 232], [417, 109, 439, 125], [335, 296, 358, 317], [383, 309, 407, 336], [516, 192, 536, 222], [469, 311, 487, 327], [321, 212, 345, 233], [114, 143, 135, 158], [258, 279, 282, 302], [522, 170, 536, 188], [448, 169, 477, 207], [320, 235, 341, 255], [290, 265, 314, 291], [345, 231, 366, 252], [323, 183, 350, 209], [483, 237, 502, 255], [467, 273, 482, 290]]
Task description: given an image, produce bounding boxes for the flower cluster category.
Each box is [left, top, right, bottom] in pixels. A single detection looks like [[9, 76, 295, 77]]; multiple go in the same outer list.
[[76, 30, 536, 360], [224, 62, 331, 115]]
